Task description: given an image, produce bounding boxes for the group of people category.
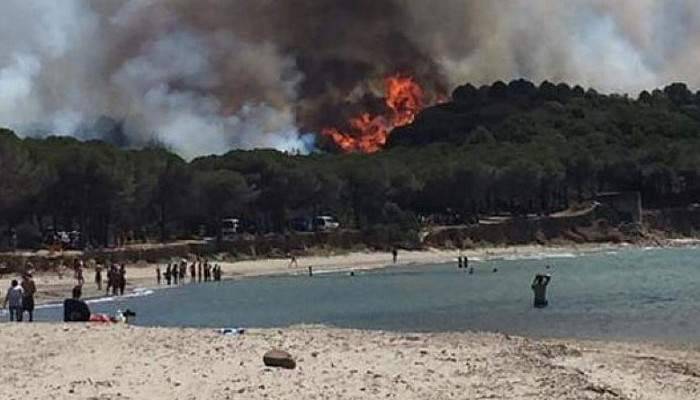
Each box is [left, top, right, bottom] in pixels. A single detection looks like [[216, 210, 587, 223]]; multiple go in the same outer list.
[[58, 259, 128, 296], [2, 272, 36, 322], [457, 255, 473, 273], [101, 264, 127, 296], [156, 260, 222, 285]]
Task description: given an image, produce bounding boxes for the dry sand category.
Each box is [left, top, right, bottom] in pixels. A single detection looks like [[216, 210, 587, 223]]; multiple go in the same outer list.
[[1, 323, 699, 400], [9, 244, 613, 306]]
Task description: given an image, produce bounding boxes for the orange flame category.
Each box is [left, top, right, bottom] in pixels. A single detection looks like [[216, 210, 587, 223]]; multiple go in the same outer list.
[[322, 74, 425, 153]]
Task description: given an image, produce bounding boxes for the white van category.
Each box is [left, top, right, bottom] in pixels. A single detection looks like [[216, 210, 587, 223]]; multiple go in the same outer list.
[[314, 216, 340, 231], [221, 218, 240, 238]]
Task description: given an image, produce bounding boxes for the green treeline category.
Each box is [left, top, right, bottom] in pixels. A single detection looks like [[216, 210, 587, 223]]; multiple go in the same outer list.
[[2, 79, 700, 248]]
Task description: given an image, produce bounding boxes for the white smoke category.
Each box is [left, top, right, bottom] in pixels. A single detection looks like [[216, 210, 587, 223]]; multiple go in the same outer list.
[[0, 0, 310, 158], [3, 0, 700, 157]]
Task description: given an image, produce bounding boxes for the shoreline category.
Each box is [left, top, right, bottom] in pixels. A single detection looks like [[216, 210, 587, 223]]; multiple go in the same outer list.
[[13, 239, 700, 307], [18, 242, 627, 307], [1, 323, 698, 399]]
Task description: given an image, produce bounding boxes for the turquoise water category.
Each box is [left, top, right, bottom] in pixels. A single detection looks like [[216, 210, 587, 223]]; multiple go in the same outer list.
[[30, 247, 700, 340]]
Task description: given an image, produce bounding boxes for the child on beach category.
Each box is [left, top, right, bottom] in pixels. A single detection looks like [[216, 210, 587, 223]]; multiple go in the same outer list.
[[3, 280, 24, 322]]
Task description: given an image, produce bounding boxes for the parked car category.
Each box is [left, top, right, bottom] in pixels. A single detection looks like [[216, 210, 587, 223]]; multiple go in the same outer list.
[[221, 218, 240, 238], [313, 215, 340, 231], [290, 217, 313, 232]]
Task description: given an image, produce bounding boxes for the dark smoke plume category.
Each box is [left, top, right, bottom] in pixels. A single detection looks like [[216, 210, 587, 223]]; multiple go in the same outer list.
[[1, 0, 699, 157]]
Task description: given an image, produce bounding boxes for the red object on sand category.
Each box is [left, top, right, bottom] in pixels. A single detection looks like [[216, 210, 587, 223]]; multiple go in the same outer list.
[[89, 314, 114, 323]]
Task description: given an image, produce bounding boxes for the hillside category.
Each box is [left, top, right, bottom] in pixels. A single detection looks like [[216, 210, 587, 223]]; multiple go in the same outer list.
[[3, 80, 700, 249]]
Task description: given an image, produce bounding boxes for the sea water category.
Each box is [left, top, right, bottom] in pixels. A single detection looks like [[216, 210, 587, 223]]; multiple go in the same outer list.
[[27, 246, 700, 341]]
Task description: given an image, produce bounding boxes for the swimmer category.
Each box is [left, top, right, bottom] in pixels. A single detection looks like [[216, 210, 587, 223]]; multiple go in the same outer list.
[[531, 273, 552, 308]]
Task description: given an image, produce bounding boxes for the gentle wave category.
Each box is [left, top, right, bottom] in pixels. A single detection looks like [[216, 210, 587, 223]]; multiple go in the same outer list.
[[499, 252, 579, 261]]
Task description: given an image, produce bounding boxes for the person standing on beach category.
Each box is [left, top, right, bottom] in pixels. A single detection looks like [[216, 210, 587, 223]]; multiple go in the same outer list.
[[3, 280, 24, 322], [105, 264, 112, 294], [392, 248, 398, 264], [179, 262, 186, 282], [156, 265, 161, 285], [118, 264, 127, 295], [164, 264, 171, 285], [197, 262, 203, 282], [190, 262, 196, 282], [95, 264, 103, 291], [172, 263, 179, 285], [73, 259, 85, 286], [21, 273, 36, 322], [110, 265, 119, 296], [55, 261, 64, 280]]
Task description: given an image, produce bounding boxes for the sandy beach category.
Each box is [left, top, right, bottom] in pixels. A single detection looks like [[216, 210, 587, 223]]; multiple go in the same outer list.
[[9, 243, 617, 306], [0, 323, 698, 400]]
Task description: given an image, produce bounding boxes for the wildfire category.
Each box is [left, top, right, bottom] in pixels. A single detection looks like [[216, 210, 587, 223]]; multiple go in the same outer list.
[[322, 74, 425, 153]]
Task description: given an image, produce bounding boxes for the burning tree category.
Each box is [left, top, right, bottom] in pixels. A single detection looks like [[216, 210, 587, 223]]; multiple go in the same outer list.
[[322, 74, 427, 153]]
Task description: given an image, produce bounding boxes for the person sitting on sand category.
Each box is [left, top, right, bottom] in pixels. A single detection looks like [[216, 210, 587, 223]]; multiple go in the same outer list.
[[531, 274, 552, 308], [64, 285, 90, 322], [3, 280, 24, 322]]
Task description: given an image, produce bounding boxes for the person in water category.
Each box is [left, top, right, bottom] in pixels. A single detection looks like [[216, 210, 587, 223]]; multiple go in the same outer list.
[[64, 285, 90, 322], [531, 273, 552, 308]]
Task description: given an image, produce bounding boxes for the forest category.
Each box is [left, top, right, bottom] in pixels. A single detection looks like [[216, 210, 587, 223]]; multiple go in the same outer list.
[[2, 79, 700, 249]]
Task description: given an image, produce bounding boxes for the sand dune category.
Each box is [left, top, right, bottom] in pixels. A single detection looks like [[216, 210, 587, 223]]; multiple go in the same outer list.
[[0, 324, 698, 400]]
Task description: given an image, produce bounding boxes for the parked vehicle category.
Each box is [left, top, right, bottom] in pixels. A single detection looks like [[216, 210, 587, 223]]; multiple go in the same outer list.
[[290, 217, 313, 232], [221, 218, 240, 239], [313, 215, 340, 231]]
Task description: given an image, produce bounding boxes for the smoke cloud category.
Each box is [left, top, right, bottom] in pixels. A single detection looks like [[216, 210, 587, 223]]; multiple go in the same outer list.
[[1, 0, 700, 157]]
